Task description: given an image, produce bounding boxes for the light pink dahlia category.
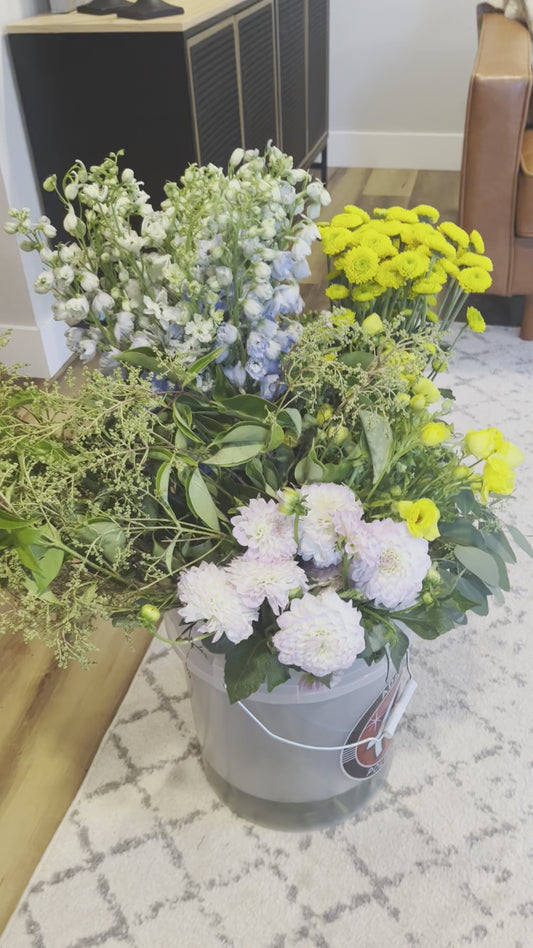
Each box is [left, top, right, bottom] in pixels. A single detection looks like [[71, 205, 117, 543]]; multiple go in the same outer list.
[[350, 518, 430, 610], [272, 588, 365, 677], [230, 497, 297, 560], [177, 561, 257, 644], [226, 556, 308, 614], [297, 483, 364, 568]]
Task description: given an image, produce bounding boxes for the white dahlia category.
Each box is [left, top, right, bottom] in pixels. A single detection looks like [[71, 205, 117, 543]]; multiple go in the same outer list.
[[272, 588, 365, 677], [350, 518, 430, 610], [297, 483, 364, 568], [177, 562, 257, 644], [230, 497, 297, 560], [226, 556, 308, 614]]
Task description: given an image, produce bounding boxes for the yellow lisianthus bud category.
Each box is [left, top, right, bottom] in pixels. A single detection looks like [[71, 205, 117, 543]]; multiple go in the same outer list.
[[361, 312, 384, 334], [410, 394, 427, 411], [480, 456, 515, 503], [397, 498, 441, 540], [420, 421, 450, 446], [464, 427, 503, 460], [412, 377, 441, 405], [466, 306, 486, 333], [396, 393, 411, 408], [497, 439, 524, 469]]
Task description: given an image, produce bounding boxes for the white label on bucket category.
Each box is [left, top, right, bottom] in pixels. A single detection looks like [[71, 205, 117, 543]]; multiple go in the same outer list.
[[340, 671, 403, 781]]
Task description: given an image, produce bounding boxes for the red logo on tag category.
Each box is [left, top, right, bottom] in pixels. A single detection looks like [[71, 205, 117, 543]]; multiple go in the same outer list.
[[340, 673, 403, 780]]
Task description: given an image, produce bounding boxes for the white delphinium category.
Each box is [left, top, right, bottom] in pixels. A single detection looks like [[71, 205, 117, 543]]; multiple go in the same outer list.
[[226, 557, 308, 614], [350, 518, 431, 610], [231, 498, 297, 560], [297, 483, 364, 568], [272, 589, 365, 677], [177, 562, 258, 644]]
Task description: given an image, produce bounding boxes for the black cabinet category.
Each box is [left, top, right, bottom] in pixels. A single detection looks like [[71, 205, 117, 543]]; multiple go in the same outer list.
[[8, 0, 328, 232]]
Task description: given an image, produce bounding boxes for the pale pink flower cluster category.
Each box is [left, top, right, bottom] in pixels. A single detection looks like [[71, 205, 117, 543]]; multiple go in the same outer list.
[[176, 484, 432, 680]]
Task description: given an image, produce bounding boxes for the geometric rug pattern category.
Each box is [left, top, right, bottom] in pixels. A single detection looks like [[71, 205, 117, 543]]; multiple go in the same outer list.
[[2, 327, 532, 947]]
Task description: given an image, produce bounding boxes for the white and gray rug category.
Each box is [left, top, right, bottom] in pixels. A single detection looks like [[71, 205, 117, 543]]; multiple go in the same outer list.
[[2, 327, 533, 948]]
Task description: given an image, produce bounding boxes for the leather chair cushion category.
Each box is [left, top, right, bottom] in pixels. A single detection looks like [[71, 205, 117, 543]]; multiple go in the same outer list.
[[517, 129, 533, 237]]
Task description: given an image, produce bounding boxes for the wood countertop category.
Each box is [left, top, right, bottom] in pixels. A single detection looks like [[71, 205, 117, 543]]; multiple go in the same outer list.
[[6, 0, 256, 35]]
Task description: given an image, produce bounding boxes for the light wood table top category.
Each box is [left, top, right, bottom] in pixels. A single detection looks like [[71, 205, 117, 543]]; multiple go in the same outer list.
[[6, 0, 253, 34]]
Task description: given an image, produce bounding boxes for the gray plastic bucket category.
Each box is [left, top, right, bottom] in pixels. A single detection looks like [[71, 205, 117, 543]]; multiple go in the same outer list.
[[166, 615, 416, 830]]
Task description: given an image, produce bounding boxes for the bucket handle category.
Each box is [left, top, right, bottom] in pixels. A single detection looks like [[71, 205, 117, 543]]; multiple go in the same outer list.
[[235, 674, 417, 753]]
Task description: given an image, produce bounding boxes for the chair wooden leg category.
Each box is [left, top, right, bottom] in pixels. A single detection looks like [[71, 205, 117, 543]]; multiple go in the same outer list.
[[520, 295, 533, 340]]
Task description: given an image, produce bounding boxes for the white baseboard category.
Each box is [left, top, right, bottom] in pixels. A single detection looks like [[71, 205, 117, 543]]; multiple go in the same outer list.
[[328, 131, 464, 171], [0, 320, 70, 378]]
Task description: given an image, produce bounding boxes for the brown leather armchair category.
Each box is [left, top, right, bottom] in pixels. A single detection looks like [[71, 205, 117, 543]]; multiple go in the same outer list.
[[459, 5, 533, 339]]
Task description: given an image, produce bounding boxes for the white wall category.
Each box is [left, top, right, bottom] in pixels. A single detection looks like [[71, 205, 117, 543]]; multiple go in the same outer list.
[[0, 0, 69, 377], [328, 0, 481, 170]]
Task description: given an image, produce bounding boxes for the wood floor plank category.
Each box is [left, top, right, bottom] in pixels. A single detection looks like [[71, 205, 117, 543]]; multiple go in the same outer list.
[[363, 168, 418, 199], [408, 170, 461, 223], [0, 622, 151, 931]]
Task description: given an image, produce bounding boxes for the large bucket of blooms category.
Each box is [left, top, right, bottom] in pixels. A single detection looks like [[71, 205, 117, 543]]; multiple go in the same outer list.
[[2, 146, 531, 831]]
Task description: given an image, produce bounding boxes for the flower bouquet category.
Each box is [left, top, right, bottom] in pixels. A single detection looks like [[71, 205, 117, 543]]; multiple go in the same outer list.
[[2, 149, 530, 714]]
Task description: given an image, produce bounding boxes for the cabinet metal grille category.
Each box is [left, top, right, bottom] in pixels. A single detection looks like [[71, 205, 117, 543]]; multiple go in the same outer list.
[[277, 0, 306, 164], [308, 0, 328, 151], [189, 24, 242, 168], [239, 5, 278, 152]]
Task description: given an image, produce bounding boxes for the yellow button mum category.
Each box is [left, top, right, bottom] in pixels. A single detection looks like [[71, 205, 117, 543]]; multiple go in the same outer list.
[[466, 306, 486, 333], [420, 421, 451, 446], [397, 499, 441, 540]]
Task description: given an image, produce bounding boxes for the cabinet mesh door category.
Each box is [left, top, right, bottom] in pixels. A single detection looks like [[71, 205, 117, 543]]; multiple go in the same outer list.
[[189, 24, 242, 168], [277, 0, 307, 164], [239, 4, 278, 152], [308, 0, 328, 150]]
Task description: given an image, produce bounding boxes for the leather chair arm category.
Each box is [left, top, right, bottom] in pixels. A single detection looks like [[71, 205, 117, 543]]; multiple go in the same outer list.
[[459, 12, 532, 294]]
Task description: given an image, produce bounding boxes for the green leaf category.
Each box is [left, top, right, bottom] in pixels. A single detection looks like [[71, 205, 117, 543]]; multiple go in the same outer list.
[[265, 653, 291, 692], [481, 529, 516, 565], [218, 394, 271, 421], [455, 574, 490, 616], [439, 520, 485, 547], [394, 604, 458, 639], [224, 636, 273, 703], [172, 402, 203, 443], [267, 423, 285, 451], [185, 468, 220, 531], [278, 407, 302, 438], [0, 511, 29, 531], [76, 520, 126, 563], [215, 422, 269, 446], [359, 410, 393, 484], [504, 522, 533, 558], [454, 545, 500, 587], [116, 347, 161, 372], [155, 462, 171, 505], [294, 448, 324, 484], [186, 347, 226, 378], [389, 626, 410, 671], [32, 547, 64, 593], [339, 350, 375, 369], [208, 423, 270, 467]]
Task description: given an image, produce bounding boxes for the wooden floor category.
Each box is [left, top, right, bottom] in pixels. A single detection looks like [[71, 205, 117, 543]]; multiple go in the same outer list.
[[0, 166, 519, 934]]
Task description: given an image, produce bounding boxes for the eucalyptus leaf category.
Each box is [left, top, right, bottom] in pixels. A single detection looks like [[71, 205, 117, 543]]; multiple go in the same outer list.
[[504, 522, 533, 558], [481, 529, 516, 565], [454, 545, 501, 588], [439, 520, 485, 547]]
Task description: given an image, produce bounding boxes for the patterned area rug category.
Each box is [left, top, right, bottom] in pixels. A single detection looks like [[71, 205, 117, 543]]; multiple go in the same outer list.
[[2, 327, 533, 948]]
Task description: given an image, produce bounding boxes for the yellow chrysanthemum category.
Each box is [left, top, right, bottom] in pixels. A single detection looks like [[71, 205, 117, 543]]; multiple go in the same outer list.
[[439, 257, 460, 279], [413, 204, 440, 223], [394, 250, 430, 280], [370, 207, 388, 219], [330, 212, 366, 229], [457, 267, 492, 293], [358, 229, 396, 257], [423, 231, 457, 259], [376, 259, 404, 289], [385, 206, 419, 224], [466, 306, 486, 333], [325, 283, 350, 300], [411, 277, 445, 295], [480, 456, 515, 503], [342, 245, 379, 283], [351, 281, 386, 302], [374, 219, 404, 237], [397, 498, 441, 540], [438, 221, 470, 249], [427, 310, 439, 323], [319, 226, 354, 256], [457, 251, 493, 272], [344, 205, 370, 222], [420, 421, 451, 446], [469, 229, 485, 254], [330, 307, 355, 326]]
